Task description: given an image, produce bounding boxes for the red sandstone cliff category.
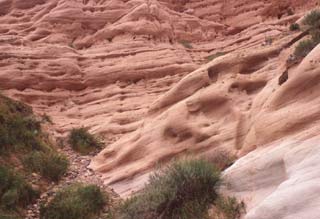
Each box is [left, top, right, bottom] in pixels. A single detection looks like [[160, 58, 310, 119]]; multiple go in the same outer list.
[[1, 0, 320, 218]]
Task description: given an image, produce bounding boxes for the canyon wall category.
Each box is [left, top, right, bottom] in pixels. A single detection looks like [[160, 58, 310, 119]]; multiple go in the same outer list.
[[1, 0, 320, 218]]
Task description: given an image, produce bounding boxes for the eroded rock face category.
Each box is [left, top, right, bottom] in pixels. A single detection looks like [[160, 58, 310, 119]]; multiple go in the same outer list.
[[223, 136, 320, 219], [221, 45, 320, 219], [1, 0, 320, 218], [91, 40, 320, 195]]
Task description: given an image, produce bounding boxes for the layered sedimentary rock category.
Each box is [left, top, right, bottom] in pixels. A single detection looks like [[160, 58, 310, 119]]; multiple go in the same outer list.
[[1, 0, 320, 218], [223, 136, 320, 219], [222, 45, 320, 219]]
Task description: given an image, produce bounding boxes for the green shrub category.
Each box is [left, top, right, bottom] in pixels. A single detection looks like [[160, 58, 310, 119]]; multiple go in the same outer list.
[[0, 95, 32, 116], [0, 95, 44, 153], [179, 40, 193, 49], [119, 159, 221, 219], [214, 196, 245, 219], [24, 151, 69, 182], [0, 166, 38, 210], [289, 23, 300, 31], [293, 10, 320, 58], [0, 114, 42, 152], [40, 184, 107, 219], [0, 95, 68, 218], [310, 29, 320, 44], [303, 10, 320, 28], [294, 39, 316, 58], [68, 128, 103, 154]]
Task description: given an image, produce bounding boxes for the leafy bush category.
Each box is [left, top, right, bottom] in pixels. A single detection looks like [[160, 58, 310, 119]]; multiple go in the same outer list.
[[289, 23, 300, 31], [0, 166, 38, 211], [179, 40, 193, 49], [68, 128, 103, 154], [40, 184, 107, 219], [294, 39, 316, 58], [119, 159, 221, 219], [24, 152, 69, 182], [214, 196, 245, 219]]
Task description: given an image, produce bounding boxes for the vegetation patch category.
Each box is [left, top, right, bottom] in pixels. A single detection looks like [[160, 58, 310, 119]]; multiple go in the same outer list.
[[68, 128, 103, 155], [207, 52, 226, 62], [0, 94, 69, 181], [287, 8, 294, 16], [294, 10, 320, 58], [210, 151, 236, 171], [0, 212, 22, 219], [40, 183, 107, 219], [119, 159, 221, 219], [0, 166, 39, 218], [0, 95, 43, 153], [294, 39, 316, 58], [264, 36, 273, 45], [213, 196, 246, 219], [24, 152, 69, 182], [302, 10, 320, 28], [179, 40, 193, 49], [289, 23, 300, 31], [41, 114, 53, 124], [0, 94, 69, 218]]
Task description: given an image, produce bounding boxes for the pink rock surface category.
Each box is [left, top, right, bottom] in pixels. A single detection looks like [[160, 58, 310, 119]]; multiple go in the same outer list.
[[91, 35, 320, 197], [223, 136, 320, 219], [222, 44, 320, 219]]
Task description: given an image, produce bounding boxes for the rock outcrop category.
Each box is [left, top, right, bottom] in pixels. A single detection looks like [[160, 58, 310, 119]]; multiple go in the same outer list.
[[222, 44, 320, 219], [1, 0, 320, 218]]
